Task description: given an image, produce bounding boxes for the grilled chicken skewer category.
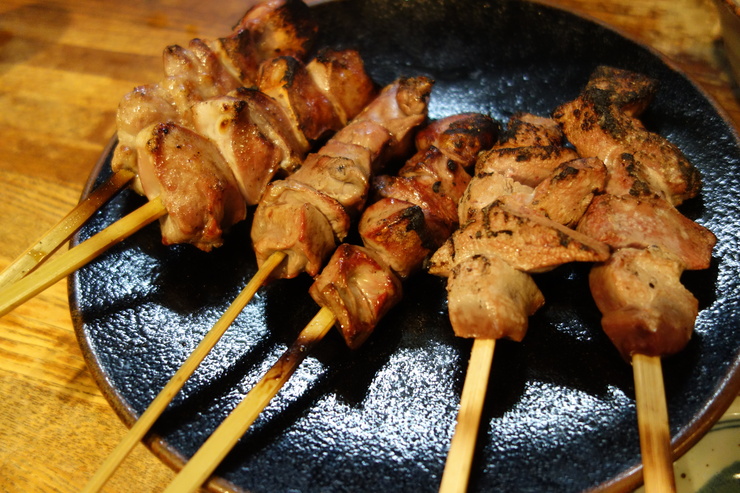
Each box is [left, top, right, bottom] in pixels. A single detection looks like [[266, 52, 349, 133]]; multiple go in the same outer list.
[[0, 0, 316, 288], [79, 75, 432, 493], [554, 66, 717, 492], [0, 2, 380, 318], [164, 112, 498, 492], [430, 113, 611, 493]]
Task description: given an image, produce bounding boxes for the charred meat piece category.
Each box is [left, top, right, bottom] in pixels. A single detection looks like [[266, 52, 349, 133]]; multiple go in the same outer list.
[[476, 145, 580, 188], [364, 113, 499, 277], [496, 112, 567, 149], [258, 55, 343, 142], [589, 246, 699, 358], [429, 201, 610, 277], [553, 66, 701, 205], [358, 198, 430, 279], [529, 157, 607, 227], [136, 122, 246, 251], [415, 112, 500, 164], [309, 244, 403, 350], [580, 65, 658, 117], [231, 0, 317, 62]]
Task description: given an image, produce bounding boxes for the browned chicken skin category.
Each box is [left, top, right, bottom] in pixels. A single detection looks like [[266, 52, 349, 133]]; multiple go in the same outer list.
[[310, 113, 499, 349]]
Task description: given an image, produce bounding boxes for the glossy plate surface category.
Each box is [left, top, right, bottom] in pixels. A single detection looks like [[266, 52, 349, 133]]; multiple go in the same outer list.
[[70, 1, 740, 491]]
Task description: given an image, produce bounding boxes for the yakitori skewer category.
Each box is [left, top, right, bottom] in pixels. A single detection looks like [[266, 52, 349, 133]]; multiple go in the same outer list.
[[164, 112, 499, 492], [555, 66, 716, 492], [0, 0, 316, 290], [431, 112, 611, 493], [0, 3, 382, 317], [80, 75, 432, 492]]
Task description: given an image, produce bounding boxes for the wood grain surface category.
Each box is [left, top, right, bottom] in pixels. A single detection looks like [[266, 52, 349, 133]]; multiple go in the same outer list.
[[0, 0, 735, 492]]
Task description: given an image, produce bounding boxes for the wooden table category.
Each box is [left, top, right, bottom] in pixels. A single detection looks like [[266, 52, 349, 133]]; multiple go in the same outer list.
[[0, 0, 735, 491]]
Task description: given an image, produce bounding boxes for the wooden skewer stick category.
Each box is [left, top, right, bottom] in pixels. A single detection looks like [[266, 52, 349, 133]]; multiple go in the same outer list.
[[163, 306, 337, 493], [0, 169, 135, 289], [439, 338, 496, 493], [0, 196, 166, 318], [632, 353, 676, 493], [81, 250, 287, 493]]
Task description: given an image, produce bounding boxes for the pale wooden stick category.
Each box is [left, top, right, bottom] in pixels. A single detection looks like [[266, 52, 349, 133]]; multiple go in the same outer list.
[[0, 197, 166, 317], [81, 250, 287, 493], [0, 170, 135, 289], [632, 353, 676, 493], [439, 338, 496, 493], [163, 306, 337, 493]]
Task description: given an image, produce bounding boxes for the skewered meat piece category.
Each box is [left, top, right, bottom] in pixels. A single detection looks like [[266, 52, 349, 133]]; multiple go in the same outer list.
[[429, 113, 609, 340], [258, 55, 343, 143], [553, 66, 701, 206], [310, 113, 499, 348], [112, 0, 318, 193], [231, 0, 317, 62], [429, 201, 609, 276], [306, 48, 378, 126], [589, 246, 699, 358], [251, 76, 434, 280], [577, 193, 715, 270], [444, 255, 545, 341], [191, 88, 307, 205], [529, 157, 608, 227], [578, 65, 658, 117], [136, 122, 246, 251], [309, 243, 403, 349]]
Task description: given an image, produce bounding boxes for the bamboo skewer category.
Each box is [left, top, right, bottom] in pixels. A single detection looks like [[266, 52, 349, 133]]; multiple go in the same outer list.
[[0, 196, 166, 317], [163, 306, 337, 493], [81, 250, 287, 493], [633, 353, 676, 493], [0, 169, 135, 289], [439, 338, 496, 493]]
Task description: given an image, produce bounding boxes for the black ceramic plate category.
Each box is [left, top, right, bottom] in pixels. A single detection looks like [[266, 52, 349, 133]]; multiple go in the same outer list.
[[70, 1, 740, 492]]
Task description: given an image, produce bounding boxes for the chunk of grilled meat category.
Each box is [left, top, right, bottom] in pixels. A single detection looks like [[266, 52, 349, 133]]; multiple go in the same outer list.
[[589, 246, 699, 358], [365, 113, 499, 278], [251, 77, 433, 279], [578, 193, 715, 271], [553, 66, 701, 206], [310, 113, 499, 348], [309, 244, 403, 350], [136, 123, 246, 251], [306, 48, 378, 126], [445, 255, 545, 342]]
